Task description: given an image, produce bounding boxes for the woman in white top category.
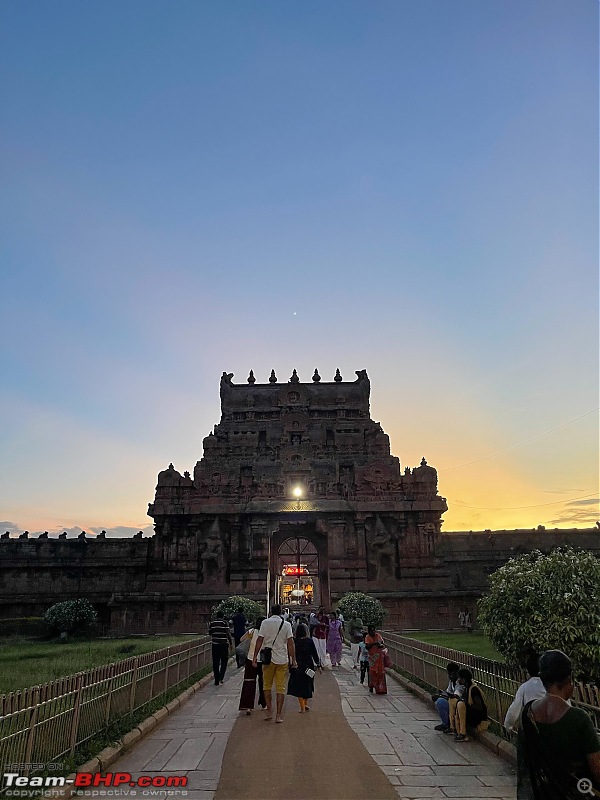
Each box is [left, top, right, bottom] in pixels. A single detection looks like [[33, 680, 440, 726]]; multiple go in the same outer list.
[[238, 616, 267, 714], [504, 653, 546, 731]]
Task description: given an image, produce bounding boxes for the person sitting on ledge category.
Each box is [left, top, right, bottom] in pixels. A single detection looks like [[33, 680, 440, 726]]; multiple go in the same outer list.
[[450, 668, 489, 742], [433, 662, 464, 733]]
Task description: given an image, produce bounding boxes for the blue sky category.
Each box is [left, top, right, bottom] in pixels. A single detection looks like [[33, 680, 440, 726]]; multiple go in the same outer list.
[[1, 0, 598, 535]]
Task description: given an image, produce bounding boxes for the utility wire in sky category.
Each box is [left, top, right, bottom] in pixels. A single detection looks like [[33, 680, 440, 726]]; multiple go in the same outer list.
[[439, 408, 599, 471], [452, 492, 599, 511]]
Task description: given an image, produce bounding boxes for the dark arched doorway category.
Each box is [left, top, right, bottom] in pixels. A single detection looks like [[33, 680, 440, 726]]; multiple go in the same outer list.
[[276, 537, 319, 608]]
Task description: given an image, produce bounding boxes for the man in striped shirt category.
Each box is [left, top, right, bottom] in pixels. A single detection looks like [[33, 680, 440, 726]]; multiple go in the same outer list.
[[208, 611, 232, 685]]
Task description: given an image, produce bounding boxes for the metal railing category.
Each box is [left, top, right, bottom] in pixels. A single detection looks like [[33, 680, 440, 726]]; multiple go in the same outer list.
[[383, 633, 600, 734], [0, 638, 211, 773]]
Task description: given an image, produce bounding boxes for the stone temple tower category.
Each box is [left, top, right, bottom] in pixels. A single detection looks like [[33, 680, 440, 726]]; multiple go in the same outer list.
[[144, 369, 448, 623]]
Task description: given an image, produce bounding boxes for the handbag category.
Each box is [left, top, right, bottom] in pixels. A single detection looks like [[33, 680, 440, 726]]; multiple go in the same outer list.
[[305, 667, 315, 678], [260, 618, 284, 666], [382, 647, 392, 668], [235, 637, 251, 659]]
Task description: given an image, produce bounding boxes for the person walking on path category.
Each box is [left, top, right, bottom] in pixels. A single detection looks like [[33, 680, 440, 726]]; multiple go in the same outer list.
[[231, 607, 247, 647], [326, 610, 344, 667], [348, 616, 364, 669], [209, 611, 232, 686], [432, 661, 463, 733], [252, 603, 297, 723], [312, 606, 329, 668], [358, 633, 370, 684], [504, 653, 545, 732], [365, 625, 387, 694], [238, 616, 266, 715], [287, 624, 320, 712]]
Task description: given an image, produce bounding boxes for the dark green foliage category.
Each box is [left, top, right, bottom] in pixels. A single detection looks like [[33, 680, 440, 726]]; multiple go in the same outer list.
[[478, 547, 600, 680], [44, 599, 98, 636], [337, 592, 386, 627], [212, 596, 265, 623]]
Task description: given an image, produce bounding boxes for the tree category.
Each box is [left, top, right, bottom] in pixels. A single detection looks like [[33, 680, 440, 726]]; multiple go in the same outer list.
[[337, 592, 386, 627], [212, 596, 265, 623], [44, 599, 98, 637], [478, 547, 600, 680]]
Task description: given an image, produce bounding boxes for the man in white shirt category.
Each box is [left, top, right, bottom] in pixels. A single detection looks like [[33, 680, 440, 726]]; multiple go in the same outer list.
[[504, 653, 546, 731], [252, 604, 296, 723]]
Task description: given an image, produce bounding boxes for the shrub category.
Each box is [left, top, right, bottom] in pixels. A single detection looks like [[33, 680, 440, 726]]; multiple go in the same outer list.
[[44, 599, 98, 637], [337, 592, 386, 628], [478, 547, 600, 681], [212, 596, 265, 623]]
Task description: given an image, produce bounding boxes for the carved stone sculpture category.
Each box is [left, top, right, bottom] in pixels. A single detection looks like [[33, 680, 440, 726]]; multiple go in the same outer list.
[[368, 516, 397, 580], [199, 520, 225, 583]]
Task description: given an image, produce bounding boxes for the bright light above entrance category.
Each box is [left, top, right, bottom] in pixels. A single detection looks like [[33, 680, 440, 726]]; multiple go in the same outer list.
[[292, 486, 303, 498]]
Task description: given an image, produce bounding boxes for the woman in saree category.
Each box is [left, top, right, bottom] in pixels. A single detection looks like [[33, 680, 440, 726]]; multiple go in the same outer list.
[[238, 616, 267, 715], [326, 611, 344, 667], [365, 625, 387, 694], [518, 650, 600, 799]]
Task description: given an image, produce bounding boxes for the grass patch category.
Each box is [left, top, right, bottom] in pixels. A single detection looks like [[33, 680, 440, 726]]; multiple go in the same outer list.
[[0, 636, 202, 694], [401, 631, 505, 662]]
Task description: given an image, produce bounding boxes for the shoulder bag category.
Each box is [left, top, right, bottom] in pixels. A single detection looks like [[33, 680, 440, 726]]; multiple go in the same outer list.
[[260, 619, 284, 666]]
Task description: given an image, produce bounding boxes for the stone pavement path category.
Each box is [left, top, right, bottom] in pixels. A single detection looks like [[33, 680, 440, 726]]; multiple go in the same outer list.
[[79, 671, 245, 800], [333, 650, 517, 799], [77, 647, 516, 800]]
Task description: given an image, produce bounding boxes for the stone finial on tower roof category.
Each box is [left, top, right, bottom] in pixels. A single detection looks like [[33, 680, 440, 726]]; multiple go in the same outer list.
[[247, 370, 256, 384], [39, 531, 49, 539], [2, 532, 10, 539], [334, 368, 343, 382], [98, 530, 106, 538], [19, 531, 29, 539], [312, 369, 321, 382], [421, 457, 427, 466], [59, 532, 67, 539], [269, 369, 277, 383], [289, 369, 300, 383], [78, 531, 87, 540]]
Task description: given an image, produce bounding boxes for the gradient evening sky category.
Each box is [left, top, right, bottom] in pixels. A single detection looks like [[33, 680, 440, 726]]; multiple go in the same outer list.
[[1, 0, 598, 537]]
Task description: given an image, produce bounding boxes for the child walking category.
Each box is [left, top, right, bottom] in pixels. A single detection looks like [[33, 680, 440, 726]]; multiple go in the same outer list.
[[358, 634, 370, 685]]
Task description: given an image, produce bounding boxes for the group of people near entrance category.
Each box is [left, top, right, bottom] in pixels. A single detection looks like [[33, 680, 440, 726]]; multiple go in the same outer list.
[[209, 605, 390, 723], [432, 653, 600, 798]]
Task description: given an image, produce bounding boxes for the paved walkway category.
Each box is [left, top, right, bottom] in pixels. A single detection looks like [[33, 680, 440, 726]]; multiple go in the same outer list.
[[84, 647, 516, 800]]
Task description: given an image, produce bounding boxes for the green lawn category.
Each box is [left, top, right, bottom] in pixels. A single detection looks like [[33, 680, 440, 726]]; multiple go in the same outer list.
[[0, 636, 202, 694], [402, 631, 505, 662]]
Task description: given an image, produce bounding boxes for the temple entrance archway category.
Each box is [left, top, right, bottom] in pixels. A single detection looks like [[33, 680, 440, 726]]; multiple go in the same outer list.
[[274, 536, 320, 608]]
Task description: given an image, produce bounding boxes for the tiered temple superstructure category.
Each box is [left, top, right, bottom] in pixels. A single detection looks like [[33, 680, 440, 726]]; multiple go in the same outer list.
[[145, 369, 448, 608], [1, 369, 598, 634]]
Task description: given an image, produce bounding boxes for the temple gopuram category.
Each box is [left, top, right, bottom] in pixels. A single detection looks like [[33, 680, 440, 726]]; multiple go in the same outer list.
[[146, 368, 447, 611], [1, 369, 598, 634]]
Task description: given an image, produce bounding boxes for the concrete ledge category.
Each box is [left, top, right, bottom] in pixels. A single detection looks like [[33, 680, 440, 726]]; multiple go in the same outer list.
[[136, 715, 158, 736], [151, 707, 169, 725], [165, 698, 180, 713], [97, 745, 123, 772], [121, 728, 143, 750], [387, 667, 517, 766]]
